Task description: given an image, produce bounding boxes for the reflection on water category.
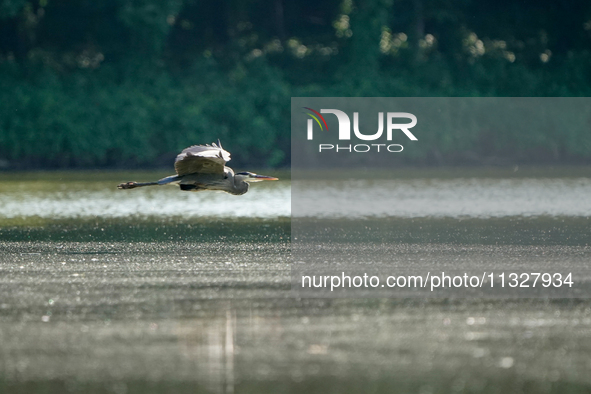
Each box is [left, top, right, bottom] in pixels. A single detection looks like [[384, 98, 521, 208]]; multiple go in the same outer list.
[[0, 305, 241, 394], [0, 241, 290, 394], [176, 309, 236, 394]]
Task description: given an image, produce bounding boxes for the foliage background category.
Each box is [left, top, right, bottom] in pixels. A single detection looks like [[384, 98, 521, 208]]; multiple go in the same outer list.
[[1, 0, 591, 168]]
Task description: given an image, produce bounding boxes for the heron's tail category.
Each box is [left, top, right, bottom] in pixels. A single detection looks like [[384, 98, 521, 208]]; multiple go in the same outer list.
[[117, 181, 159, 189]]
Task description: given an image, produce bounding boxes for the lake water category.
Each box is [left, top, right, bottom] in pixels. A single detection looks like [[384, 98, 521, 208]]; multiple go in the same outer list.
[[0, 169, 590, 393], [0, 171, 290, 221], [293, 177, 591, 218]]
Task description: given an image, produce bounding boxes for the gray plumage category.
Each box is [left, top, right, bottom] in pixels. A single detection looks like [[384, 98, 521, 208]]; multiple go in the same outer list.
[[117, 141, 278, 195]]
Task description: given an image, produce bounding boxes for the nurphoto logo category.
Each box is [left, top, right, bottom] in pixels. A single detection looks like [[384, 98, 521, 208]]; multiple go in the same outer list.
[[304, 107, 418, 153]]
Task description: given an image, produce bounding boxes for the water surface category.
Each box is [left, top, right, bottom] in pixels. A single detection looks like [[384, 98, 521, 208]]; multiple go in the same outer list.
[[1, 169, 591, 393]]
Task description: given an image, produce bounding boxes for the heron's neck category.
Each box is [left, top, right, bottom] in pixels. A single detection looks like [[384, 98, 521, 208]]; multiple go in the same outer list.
[[231, 178, 249, 195]]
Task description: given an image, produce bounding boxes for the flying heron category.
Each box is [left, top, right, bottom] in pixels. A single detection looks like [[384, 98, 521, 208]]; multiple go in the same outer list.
[[117, 141, 278, 195]]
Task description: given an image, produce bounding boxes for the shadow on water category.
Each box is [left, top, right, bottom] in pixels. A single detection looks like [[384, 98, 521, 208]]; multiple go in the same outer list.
[[293, 216, 591, 246], [1, 377, 590, 394], [1, 216, 589, 246], [0, 217, 290, 243]]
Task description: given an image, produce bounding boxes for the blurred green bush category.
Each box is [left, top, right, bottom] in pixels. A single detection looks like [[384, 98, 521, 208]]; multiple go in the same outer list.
[[0, 59, 291, 168], [1, 0, 590, 168]]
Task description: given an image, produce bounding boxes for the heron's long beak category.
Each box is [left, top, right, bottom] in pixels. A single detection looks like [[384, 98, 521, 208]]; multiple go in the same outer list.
[[254, 174, 279, 181]]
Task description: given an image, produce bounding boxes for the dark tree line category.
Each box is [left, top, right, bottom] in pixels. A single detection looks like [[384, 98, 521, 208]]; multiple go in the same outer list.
[[1, 0, 591, 168]]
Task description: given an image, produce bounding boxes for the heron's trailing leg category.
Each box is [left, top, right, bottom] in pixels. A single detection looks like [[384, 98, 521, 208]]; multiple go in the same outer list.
[[117, 175, 180, 190]]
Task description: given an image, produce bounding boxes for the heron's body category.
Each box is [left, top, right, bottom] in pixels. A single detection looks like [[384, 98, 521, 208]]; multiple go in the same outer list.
[[117, 141, 277, 194], [176, 168, 249, 195]]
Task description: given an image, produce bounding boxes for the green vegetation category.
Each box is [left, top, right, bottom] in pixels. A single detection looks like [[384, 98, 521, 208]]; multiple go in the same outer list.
[[1, 0, 591, 168]]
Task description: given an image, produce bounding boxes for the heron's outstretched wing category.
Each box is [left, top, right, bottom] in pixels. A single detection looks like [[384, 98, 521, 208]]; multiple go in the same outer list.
[[174, 141, 231, 176]]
